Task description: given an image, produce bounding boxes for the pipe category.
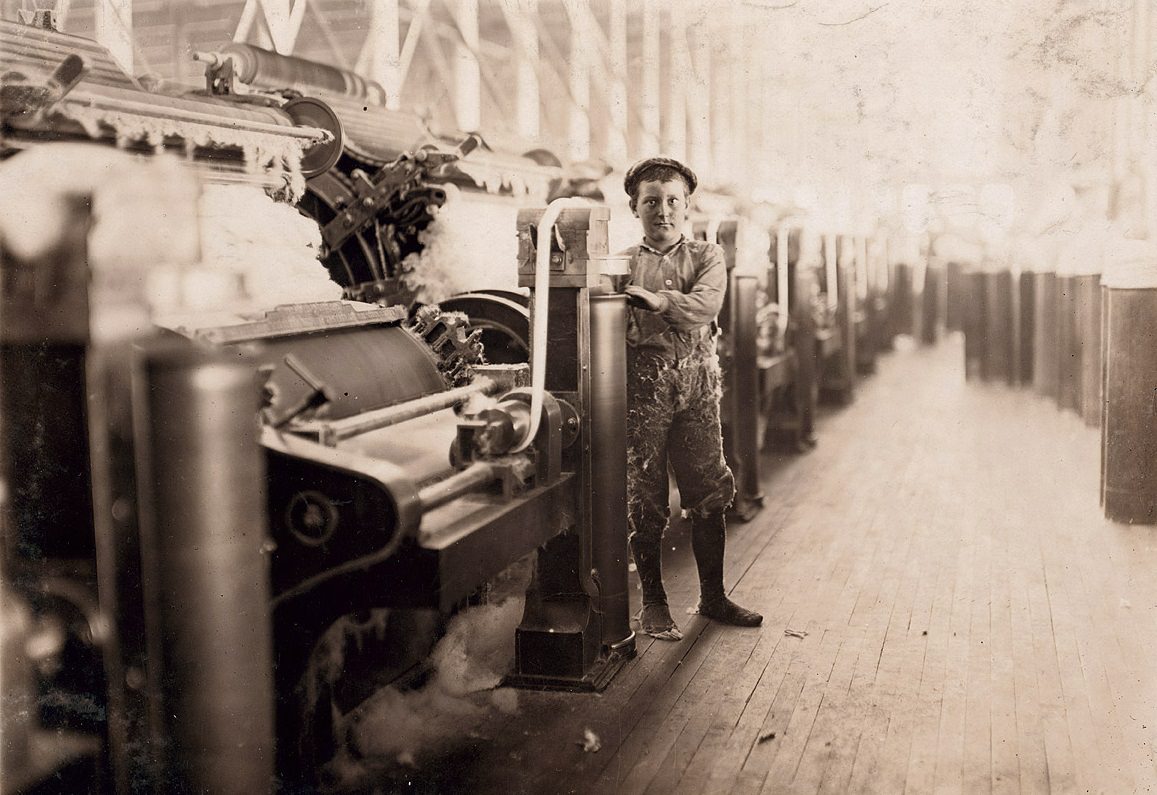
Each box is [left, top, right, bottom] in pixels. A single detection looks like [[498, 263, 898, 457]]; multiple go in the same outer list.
[[418, 462, 499, 513], [588, 294, 633, 649], [134, 339, 273, 793], [513, 198, 590, 453], [312, 376, 498, 444]]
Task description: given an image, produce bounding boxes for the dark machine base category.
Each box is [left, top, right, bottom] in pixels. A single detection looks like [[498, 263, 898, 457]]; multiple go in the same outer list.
[[505, 635, 637, 693]]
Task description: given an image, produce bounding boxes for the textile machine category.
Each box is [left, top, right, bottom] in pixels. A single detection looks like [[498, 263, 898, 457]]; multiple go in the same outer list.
[[0, 18, 633, 793]]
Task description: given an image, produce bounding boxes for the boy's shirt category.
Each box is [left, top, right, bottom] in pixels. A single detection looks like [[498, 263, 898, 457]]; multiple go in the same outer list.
[[623, 236, 727, 361]]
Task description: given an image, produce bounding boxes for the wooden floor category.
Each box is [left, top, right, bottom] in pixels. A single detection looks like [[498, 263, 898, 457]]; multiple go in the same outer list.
[[350, 334, 1157, 795]]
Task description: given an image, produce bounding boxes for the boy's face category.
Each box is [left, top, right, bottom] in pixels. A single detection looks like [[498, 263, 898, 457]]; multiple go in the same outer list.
[[632, 178, 688, 250]]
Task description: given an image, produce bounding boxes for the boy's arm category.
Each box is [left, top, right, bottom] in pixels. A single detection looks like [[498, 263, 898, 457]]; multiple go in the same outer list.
[[656, 243, 727, 331]]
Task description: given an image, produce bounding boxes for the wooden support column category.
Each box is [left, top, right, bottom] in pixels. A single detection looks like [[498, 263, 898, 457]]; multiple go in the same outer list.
[[565, 0, 591, 161], [640, 0, 661, 155], [94, 0, 133, 75], [748, 24, 767, 179], [728, 9, 747, 178], [504, 0, 541, 141], [710, 6, 732, 185], [1133, 0, 1156, 238], [234, 0, 306, 54], [358, 0, 401, 109], [687, 12, 712, 176], [663, 0, 687, 162], [396, 0, 433, 94], [606, 0, 629, 164], [451, 0, 482, 131]]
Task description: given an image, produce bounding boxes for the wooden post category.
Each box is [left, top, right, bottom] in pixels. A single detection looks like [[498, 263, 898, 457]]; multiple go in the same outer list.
[[362, 0, 401, 109], [687, 12, 712, 176], [509, 0, 541, 141], [607, 0, 628, 163], [640, 0, 661, 154], [663, 0, 687, 162], [94, 0, 133, 75], [566, 0, 591, 161], [452, 0, 481, 131]]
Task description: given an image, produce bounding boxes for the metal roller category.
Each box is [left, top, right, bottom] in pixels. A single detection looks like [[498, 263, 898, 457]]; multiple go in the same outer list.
[[252, 325, 447, 422], [204, 43, 388, 106], [439, 291, 530, 365]]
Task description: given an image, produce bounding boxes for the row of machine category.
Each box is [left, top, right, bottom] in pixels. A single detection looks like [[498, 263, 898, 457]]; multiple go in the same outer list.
[[952, 241, 1157, 525], [0, 15, 928, 793]]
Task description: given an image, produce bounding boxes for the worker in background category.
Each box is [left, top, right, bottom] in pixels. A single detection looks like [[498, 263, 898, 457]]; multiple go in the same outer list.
[[621, 157, 763, 641]]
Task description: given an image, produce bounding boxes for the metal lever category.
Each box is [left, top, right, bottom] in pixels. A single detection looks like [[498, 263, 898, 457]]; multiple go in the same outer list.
[[1, 53, 87, 117], [263, 355, 333, 429]]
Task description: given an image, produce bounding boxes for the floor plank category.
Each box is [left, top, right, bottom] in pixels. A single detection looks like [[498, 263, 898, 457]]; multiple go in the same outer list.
[[339, 335, 1157, 795]]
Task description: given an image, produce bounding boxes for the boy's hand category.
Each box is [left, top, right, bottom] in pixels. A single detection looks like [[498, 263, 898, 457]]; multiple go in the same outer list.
[[624, 285, 666, 312]]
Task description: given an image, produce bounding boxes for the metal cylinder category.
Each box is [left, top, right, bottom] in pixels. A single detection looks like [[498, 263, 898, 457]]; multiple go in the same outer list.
[[0, 584, 35, 781], [418, 462, 499, 513], [588, 294, 633, 649], [1076, 275, 1103, 427], [477, 399, 533, 456], [221, 43, 387, 105], [962, 270, 987, 381], [1102, 286, 1157, 523], [891, 262, 914, 339], [1033, 272, 1060, 399], [946, 261, 966, 332], [135, 340, 273, 793], [921, 265, 941, 345], [730, 276, 763, 505], [1057, 275, 1081, 411], [982, 270, 1014, 384], [1017, 271, 1036, 387]]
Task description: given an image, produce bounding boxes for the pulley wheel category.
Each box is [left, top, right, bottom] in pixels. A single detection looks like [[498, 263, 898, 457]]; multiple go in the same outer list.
[[284, 96, 344, 178], [440, 291, 530, 365]]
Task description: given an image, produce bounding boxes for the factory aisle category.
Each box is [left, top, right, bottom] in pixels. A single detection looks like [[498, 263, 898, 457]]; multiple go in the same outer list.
[[353, 334, 1157, 795]]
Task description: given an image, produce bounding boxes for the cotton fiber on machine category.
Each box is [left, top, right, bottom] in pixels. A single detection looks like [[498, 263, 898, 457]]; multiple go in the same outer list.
[[0, 18, 635, 793]]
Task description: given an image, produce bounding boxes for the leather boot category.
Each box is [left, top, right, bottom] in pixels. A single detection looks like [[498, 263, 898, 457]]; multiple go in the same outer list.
[[692, 512, 763, 627]]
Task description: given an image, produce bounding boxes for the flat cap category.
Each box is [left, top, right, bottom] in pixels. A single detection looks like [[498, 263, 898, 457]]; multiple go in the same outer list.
[[623, 157, 698, 198]]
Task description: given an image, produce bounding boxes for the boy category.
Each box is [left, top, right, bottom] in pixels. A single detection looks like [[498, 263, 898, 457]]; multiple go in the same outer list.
[[621, 157, 763, 640]]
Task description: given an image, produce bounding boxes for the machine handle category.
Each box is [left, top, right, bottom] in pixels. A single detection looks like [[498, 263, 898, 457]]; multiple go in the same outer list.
[[263, 355, 333, 429]]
